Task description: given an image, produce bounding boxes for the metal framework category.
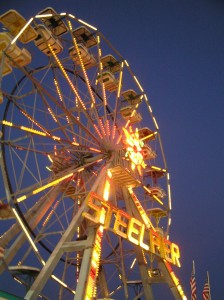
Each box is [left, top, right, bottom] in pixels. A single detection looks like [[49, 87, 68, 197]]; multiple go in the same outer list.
[[0, 8, 186, 300]]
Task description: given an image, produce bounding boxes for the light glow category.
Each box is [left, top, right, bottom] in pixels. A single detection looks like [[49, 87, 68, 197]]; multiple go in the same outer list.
[[12, 208, 38, 252], [11, 17, 34, 44], [16, 173, 73, 202]]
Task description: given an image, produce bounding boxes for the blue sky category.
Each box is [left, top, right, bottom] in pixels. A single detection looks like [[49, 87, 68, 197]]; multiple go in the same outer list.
[[0, 1, 224, 299]]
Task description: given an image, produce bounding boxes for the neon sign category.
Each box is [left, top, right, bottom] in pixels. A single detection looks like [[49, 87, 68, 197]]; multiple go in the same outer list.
[[83, 192, 181, 267]]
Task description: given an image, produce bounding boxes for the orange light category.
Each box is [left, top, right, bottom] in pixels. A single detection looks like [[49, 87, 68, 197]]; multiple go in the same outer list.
[[103, 179, 110, 201]]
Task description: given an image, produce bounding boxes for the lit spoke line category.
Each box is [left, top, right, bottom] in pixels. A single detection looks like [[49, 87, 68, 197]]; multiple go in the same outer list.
[[96, 34, 109, 138], [13, 204, 76, 294], [12, 208, 39, 253], [142, 186, 166, 208], [67, 22, 106, 140], [85, 173, 111, 298], [48, 43, 105, 142], [48, 44, 86, 110], [11, 17, 34, 44], [68, 20, 96, 105], [16, 172, 74, 203], [1, 120, 102, 153], [34, 76, 74, 143], [12, 58, 102, 147], [4, 97, 49, 136], [112, 61, 124, 140], [140, 131, 158, 142], [53, 77, 74, 130]]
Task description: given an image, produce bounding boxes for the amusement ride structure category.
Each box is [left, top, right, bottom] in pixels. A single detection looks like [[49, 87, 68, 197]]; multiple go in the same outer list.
[[0, 8, 187, 300]]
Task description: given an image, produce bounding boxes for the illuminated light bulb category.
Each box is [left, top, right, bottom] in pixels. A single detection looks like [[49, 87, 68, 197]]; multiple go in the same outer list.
[[93, 124, 103, 139], [153, 116, 159, 129], [77, 19, 97, 31], [2, 120, 12, 126], [12, 208, 38, 252], [68, 14, 75, 18], [124, 60, 129, 67], [17, 195, 27, 202], [89, 147, 101, 153], [103, 180, 110, 201], [130, 258, 136, 269], [11, 17, 34, 44], [117, 70, 123, 98], [51, 275, 68, 288], [48, 107, 57, 122], [99, 118, 106, 136], [133, 75, 144, 92], [36, 14, 52, 18]]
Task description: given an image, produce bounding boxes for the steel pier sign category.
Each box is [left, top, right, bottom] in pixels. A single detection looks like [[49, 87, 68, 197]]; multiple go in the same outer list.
[[83, 192, 180, 267]]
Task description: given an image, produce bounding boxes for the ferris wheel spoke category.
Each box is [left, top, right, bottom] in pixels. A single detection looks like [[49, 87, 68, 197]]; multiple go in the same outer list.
[[48, 44, 107, 142]]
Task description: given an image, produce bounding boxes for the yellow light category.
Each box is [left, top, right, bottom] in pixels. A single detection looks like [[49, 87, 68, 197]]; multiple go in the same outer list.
[[48, 44, 86, 110], [107, 170, 112, 178], [124, 60, 129, 67], [12, 208, 38, 252], [32, 173, 73, 195], [130, 258, 136, 269], [17, 195, 27, 203], [151, 166, 166, 172], [2, 120, 13, 126], [47, 155, 53, 163], [103, 179, 110, 201], [36, 14, 53, 18], [77, 19, 97, 31], [140, 131, 157, 141], [68, 13, 75, 18], [168, 183, 172, 210], [11, 17, 34, 44], [52, 135, 61, 140], [153, 116, 159, 129], [117, 69, 123, 98], [69, 21, 96, 106], [133, 75, 144, 92], [152, 195, 164, 205], [20, 126, 47, 136], [89, 147, 101, 153], [51, 274, 68, 288]]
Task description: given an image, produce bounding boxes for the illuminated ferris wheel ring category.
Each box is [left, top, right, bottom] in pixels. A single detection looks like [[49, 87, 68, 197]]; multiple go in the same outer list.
[[0, 7, 186, 300]]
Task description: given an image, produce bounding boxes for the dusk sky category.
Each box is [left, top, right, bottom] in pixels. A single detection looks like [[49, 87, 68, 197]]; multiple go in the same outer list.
[[0, 1, 224, 299]]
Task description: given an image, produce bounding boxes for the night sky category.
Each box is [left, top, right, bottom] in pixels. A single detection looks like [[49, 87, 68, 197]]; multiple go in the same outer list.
[[0, 1, 224, 299]]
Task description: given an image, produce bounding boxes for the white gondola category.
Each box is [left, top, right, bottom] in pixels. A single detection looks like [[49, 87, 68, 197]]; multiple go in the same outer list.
[[72, 26, 97, 48], [69, 43, 96, 69], [101, 54, 121, 73], [120, 105, 142, 124], [138, 127, 156, 142], [97, 71, 118, 92], [141, 145, 157, 160], [8, 47, 31, 67], [34, 25, 63, 56], [122, 89, 142, 105], [0, 9, 38, 43], [0, 32, 31, 74], [37, 7, 68, 36], [146, 186, 166, 198]]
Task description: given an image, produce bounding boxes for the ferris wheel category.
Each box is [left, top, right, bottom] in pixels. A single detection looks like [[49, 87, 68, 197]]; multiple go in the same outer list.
[[0, 8, 186, 300]]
